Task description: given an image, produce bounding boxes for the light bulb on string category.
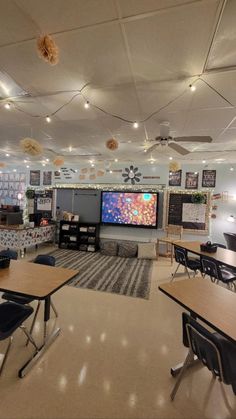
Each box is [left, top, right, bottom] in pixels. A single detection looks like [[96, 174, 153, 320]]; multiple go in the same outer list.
[[4, 103, 11, 110], [84, 101, 90, 109], [133, 121, 139, 129], [189, 84, 196, 92], [46, 116, 51, 123]]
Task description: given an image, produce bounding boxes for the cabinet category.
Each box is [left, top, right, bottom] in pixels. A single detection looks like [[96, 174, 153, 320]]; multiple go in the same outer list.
[[59, 221, 100, 252]]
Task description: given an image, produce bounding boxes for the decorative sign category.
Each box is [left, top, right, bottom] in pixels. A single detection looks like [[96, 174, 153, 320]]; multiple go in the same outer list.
[[122, 165, 142, 185], [30, 170, 40, 186], [202, 170, 216, 188], [185, 172, 198, 189], [182, 203, 206, 224], [169, 170, 182, 187], [43, 171, 52, 186], [37, 197, 52, 211]]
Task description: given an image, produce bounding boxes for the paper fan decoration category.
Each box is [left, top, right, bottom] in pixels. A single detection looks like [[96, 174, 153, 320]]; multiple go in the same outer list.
[[0, 162, 6, 168], [53, 156, 64, 166], [97, 169, 105, 177], [89, 174, 96, 180], [79, 174, 85, 180], [20, 138, 43, 156], [37, 34, 59, 65], [106, 138, 118, 151], [169, 161, 181, 172], [81, 168, 88, 174]]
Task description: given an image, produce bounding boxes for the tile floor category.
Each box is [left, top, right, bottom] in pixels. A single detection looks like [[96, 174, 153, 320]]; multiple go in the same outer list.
[[0, 245, 235, 419]]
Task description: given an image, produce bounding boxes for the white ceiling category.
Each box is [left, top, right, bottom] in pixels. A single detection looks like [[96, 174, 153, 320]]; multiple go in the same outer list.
[[0, 0, 236, 168]]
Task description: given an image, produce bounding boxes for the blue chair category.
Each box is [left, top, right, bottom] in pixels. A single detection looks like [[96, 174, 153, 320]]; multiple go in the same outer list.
[[0, 249, 18, 260], [2, 254, 58, 344], [0, 302, 37, 375], [171, 313, 236, 400]]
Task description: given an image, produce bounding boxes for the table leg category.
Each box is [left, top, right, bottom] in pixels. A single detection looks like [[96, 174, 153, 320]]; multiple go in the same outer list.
[[171, 244, 173, 265], [18, 296, 61, 378]]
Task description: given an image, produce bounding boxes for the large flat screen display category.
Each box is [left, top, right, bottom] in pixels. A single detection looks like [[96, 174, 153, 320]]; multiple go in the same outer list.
[[101, 191, 158, 228]]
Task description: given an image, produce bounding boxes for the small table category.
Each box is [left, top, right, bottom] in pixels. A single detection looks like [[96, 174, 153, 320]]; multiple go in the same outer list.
[[159, 279, 236, 375], [0, 260, 78, 377]]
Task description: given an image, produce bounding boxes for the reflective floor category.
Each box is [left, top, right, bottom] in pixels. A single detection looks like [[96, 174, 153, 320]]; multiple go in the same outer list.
[[0, 245, 235, 419]]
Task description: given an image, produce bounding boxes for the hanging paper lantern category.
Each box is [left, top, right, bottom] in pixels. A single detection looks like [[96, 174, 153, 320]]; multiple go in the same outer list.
[[0, 162, 6, 168], [90, 167, 95, 173], [106, 138, 118, 151], [89, 174, 96, 180], [97, 169, 105, 177], [169, 161, 181, 172], [79, 174, 85, 180], [37, 34, 59, 65], [81, 168, 88, 174], [20, 138, 43, 156], [53, 156, 64, 166]]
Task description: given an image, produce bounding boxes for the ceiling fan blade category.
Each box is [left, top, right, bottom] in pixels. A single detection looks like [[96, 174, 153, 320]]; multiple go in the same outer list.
[[145, 144, 159, 154], [174, 136, 212, 143], [168, 142, 189, 155]]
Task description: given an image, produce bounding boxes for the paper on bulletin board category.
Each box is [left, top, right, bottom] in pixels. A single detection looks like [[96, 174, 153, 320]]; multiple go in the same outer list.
[[37, 197, 52, 211], [182, 203, 206, 224]]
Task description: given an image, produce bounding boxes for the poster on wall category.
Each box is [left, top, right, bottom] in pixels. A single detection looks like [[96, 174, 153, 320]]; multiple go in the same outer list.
[[30, 170, 40, 186], [202, 170, 216, 188], [182, 203, 206, 224], [169, 170, 182, 187], [43, 171, 52, 186], [37, 197, 52, 211], [185, 172, 198, 189]]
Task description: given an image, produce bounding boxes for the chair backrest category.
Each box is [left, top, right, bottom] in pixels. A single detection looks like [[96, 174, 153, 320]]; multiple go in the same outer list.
[[212, 243, 226, 249], [174, 246, 187, 266], [182, 313, 236, 393], [33, 254, 55, 266], [166, 224, 183, 239], [223, 233, 236, 252], [201, 256, 222, 281], [0, 249, 18, 260]]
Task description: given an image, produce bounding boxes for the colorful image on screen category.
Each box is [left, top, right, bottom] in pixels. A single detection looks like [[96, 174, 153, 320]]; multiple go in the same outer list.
[[101, 192, 158, 227]]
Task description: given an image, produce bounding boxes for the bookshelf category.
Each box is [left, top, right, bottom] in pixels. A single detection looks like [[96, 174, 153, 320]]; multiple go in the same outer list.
[[59, 221, 100, 252]]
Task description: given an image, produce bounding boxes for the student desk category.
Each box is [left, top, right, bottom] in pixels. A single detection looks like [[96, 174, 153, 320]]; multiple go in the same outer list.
[[159, 278, 236, 375], [0, 260, 78, 377]]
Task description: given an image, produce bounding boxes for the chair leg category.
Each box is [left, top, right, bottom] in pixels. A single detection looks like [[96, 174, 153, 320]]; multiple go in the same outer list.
[[0, 336, 13, 376], [26, 301, 41, 346], [20, 326, 39, 351], [51, 300, 58, 318], [171, 264, 180, 281], [170, 349, 194, 401]]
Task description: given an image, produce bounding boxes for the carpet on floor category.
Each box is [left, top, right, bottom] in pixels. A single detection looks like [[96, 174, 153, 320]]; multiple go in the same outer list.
[[49, 248, 153, 299]]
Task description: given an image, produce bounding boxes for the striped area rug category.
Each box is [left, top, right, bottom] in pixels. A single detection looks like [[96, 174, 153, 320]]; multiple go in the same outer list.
[[49, 249, 153, 299]]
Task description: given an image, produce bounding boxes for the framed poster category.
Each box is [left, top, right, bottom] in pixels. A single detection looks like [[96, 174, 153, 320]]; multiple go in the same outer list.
[[185, 172, 198, 189], [43, 171, 52, 186], [202, 170, 216, 188], [37, 197, 52, 211], [30, 170, 40, 186], [169, 170, 182, 187]]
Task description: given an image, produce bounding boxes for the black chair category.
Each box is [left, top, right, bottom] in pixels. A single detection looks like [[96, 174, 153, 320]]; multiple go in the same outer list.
[[2, 254, 58, 343], [171, 246, 202, 281], [201, 255, 236, 291], [223, 233, 236, 252], [171, 313, 236, 400], [0, 249, 18, 260], [212, 243, 226, 249], [0, 302, 38, 375]]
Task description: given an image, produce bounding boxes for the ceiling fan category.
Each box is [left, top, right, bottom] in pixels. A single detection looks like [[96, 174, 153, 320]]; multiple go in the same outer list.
[[145, 122, 213, 156]]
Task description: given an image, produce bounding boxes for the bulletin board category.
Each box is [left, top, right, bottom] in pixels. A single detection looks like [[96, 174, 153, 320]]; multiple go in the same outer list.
[[166, 191, 211, 234]]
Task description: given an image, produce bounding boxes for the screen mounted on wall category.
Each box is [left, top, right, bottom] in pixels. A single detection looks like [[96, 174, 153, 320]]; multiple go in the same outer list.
[[101, 191, 158, 228]]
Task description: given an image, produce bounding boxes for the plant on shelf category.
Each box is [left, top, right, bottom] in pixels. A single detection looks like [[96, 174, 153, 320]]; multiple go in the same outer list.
[[191, 192, 206, 204], [25, 189, 35, 199]]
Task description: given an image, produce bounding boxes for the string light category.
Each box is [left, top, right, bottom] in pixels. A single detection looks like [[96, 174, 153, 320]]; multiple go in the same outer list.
[[5, 153, 9, 157], [46, 116, 51, 123], [169, 157, 173, 160], [114, 158, 118, 162], [133, 121, 139, 128], [4, 103, 11, 110], [84, 101, 90, 109], [26, 165, 29, 168], [230, 167, 234, 171], [189, 84, 196, 92], [202, 160, 206, 163]]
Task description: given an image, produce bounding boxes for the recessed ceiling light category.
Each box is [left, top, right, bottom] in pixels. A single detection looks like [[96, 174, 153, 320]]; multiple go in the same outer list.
[[5, 153, 9, 157]]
